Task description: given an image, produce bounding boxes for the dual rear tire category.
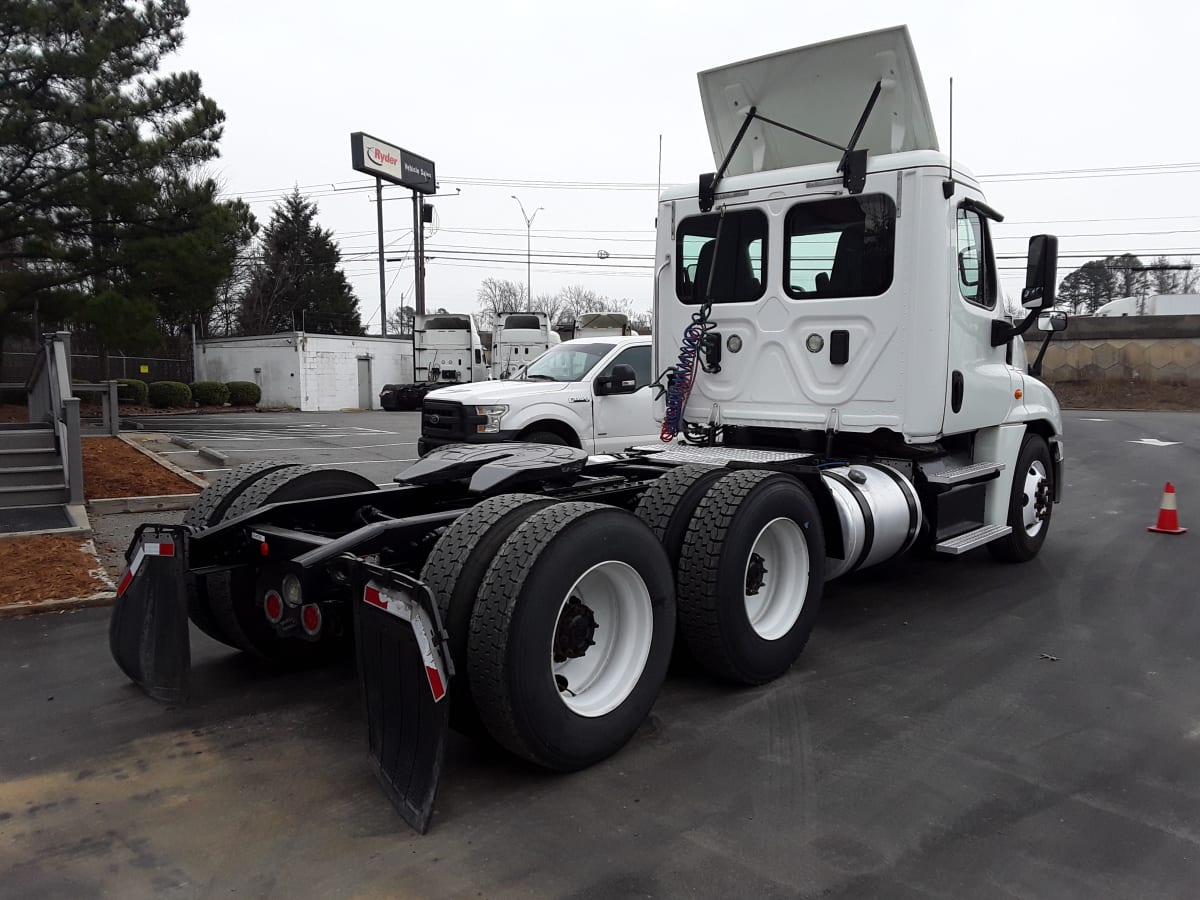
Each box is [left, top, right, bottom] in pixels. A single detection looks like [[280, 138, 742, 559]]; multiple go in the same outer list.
[[423, 498, 675, 770]]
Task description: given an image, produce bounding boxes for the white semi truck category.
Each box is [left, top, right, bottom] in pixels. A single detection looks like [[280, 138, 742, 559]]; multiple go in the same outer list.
[[110, 26, 1066, 834], [573, 311, 637, 338], [490, 311, 560, 379], [379, 312, 487, 410]]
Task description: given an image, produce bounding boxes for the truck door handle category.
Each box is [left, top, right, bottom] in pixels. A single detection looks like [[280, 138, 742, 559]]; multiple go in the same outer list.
[[830, 330, 850, 365], [951, 371, 964, 413]]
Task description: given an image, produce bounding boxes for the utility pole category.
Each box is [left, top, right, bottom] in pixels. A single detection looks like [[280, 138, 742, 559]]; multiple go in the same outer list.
[[376, 177, 387, 335], [511, 196, 543, 305]]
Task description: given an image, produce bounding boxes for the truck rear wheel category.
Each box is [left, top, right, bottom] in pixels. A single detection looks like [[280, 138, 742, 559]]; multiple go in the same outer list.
[[468, 503, 675, 770], [207, 466, 376, 662], [988, 433, 1054, 563], [633, 463, 727, 667], [183, 462, 299, 647], [420, 493, 557, 735], [677, 470, 826, 685]]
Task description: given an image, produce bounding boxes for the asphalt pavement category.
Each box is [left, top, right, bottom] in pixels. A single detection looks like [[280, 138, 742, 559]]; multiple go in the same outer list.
[[3, 410, 1200, 898]]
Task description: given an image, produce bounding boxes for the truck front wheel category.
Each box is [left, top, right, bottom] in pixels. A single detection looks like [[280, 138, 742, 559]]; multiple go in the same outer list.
[[988, 433, 1054, 563], [468, 503, 675, 770], [677, 470, 826, 685]]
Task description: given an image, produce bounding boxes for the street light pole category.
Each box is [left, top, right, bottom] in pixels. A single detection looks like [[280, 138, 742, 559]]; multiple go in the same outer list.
[[511, 195, 543, 305]]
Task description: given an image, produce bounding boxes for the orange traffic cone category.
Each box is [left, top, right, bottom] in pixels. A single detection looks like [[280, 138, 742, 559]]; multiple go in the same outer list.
[[1148, 482, 1188, 534]]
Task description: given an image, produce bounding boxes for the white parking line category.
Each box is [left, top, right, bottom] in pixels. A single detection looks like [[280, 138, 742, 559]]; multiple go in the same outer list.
[[219, 441, 418, 453]]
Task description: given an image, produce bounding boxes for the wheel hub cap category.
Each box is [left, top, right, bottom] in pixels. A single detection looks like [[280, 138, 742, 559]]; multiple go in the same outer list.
[[745, 553, 768, 595], [553, 597, 598, 663]]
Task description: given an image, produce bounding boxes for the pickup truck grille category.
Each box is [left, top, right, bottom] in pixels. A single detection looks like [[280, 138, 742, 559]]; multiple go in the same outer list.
[[422, 400, 467, 440]]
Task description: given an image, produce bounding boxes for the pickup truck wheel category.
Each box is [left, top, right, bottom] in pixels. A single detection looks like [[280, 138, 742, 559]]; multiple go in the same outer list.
[[988, 434, 1054, 563], [207, 466, 375, 662], [520, 430, 567, 446], [468, 503, 675, 770], [420, 493, 557, 735], [183, 462, 298, 647], [677, 470, 826, 685]]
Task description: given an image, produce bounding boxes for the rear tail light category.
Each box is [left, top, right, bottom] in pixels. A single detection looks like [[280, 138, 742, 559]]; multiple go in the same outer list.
[[264, 590, 284, 624], [300, 603, 322, 636]]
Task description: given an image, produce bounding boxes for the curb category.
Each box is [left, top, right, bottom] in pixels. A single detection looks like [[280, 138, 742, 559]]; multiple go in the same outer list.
[[0, 590, 115, 619], [118, 434, 208, 488], [87, 493, 200, 514]]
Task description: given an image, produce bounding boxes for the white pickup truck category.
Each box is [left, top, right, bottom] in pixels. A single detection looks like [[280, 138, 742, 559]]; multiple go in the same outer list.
[[417, 335, 660, 455]]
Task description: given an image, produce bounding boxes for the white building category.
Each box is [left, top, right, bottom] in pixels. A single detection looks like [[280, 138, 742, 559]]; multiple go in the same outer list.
[[195, 333, 414, 411]]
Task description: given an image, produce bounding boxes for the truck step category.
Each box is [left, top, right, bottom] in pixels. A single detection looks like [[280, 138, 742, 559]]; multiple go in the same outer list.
[[934, 523, 1012, 555], [926, 461, 1003, 485]]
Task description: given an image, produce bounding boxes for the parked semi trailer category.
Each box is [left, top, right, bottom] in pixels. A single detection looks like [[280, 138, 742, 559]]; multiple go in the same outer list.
[[110, 26, 1067, 833]]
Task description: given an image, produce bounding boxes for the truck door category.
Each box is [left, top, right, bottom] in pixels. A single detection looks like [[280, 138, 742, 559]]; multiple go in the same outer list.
[[591, 344, 658, 453], [942, 205, 1016, 434]]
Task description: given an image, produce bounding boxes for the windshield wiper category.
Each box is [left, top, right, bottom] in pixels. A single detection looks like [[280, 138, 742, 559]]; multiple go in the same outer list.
[[524, 374, 557, 381]]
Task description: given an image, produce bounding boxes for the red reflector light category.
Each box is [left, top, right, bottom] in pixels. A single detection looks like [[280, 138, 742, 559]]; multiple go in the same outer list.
[[301, 603, 322, 636], [260, 542, 269, 557], [264, 590, 284, 624]]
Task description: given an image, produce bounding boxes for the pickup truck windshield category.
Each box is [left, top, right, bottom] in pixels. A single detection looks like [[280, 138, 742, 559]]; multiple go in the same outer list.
[[521, 342, 612, 382]]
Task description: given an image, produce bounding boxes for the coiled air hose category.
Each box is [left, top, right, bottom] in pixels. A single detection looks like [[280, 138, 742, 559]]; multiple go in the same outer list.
[[660, 302, 714, 442]]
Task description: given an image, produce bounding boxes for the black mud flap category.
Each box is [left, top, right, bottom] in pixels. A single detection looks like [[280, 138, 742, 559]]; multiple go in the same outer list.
[[353, 563, 454, 834], [108, 524, 192, 704]]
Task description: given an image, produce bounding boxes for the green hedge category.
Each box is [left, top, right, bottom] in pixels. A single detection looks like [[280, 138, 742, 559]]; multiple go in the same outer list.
[[226, 381, 261, 406], [148, 380, 192, 409], [116, 378, 149, 405], [190, 381, 230, 406]]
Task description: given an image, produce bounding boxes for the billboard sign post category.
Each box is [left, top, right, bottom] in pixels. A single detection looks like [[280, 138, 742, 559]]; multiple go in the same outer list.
[[351, 132, 437, 331]]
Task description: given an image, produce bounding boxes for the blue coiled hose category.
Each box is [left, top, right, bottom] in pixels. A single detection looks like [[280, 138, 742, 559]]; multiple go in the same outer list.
[[660, 303, 714, 442]]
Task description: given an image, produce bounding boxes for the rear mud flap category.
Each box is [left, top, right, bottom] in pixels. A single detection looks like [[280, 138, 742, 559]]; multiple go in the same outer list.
[[353, 563, 453, 834], [108, 525, 192, 704]]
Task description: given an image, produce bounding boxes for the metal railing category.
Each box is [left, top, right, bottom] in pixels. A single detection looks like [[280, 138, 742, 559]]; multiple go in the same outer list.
[[20, 333, 85, 504]]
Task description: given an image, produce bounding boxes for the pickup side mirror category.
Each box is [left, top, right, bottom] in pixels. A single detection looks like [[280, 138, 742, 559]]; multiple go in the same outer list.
[[1021, 235, 1059, 310], [595, 363, 639, 396]]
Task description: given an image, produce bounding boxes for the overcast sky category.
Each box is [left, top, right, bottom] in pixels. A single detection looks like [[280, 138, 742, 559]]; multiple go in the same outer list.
[[171, 0, 1200, 330]]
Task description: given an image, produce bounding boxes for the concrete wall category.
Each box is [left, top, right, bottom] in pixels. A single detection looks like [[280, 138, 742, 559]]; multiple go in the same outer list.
[[1025, 315, 1200, 384], [196, 333, 414, 410], [196, 335, 302, 408]]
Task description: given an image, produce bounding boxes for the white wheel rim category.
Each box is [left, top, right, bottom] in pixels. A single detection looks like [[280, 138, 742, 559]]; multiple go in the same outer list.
[[743, 517, 809, 641], [1021, 459, 1049, 537], [551, 561, 653, 718]]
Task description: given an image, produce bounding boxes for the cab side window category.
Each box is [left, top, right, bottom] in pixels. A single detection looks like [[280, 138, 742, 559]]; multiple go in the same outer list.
[[598, 345, 652, 389], [956, 208, 997, 309]]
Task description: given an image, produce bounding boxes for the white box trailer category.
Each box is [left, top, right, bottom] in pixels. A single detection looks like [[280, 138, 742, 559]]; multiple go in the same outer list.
[[195, 332, 413, 411]]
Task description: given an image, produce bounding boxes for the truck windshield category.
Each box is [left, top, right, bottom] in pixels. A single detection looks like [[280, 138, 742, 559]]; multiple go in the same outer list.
[[521, 342, 612, 382]]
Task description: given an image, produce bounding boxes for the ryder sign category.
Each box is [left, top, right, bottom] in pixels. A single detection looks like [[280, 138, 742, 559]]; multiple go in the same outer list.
[[351, 132, 436, 194]]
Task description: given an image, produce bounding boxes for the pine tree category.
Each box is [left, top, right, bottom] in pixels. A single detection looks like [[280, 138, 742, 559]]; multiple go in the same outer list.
[[0, 0, 231, 370], [237, 189, 363, 335]]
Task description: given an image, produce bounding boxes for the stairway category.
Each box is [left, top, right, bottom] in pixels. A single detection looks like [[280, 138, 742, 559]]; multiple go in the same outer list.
[[0, 423, 72, 533]]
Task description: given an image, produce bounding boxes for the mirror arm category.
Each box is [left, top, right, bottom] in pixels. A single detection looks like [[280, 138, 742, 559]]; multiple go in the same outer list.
[[991, 309, 1040, 348], [1028, 329, 1056, 377]]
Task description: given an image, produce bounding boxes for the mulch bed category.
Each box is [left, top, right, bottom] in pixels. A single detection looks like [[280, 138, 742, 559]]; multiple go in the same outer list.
[[0, 534, 113, 608], [81, 437, 199, 500]]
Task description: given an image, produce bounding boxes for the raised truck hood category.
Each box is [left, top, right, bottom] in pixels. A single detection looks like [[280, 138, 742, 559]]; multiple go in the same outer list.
[[698, 25, 938, 176], [425, 380, 572, 404]]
